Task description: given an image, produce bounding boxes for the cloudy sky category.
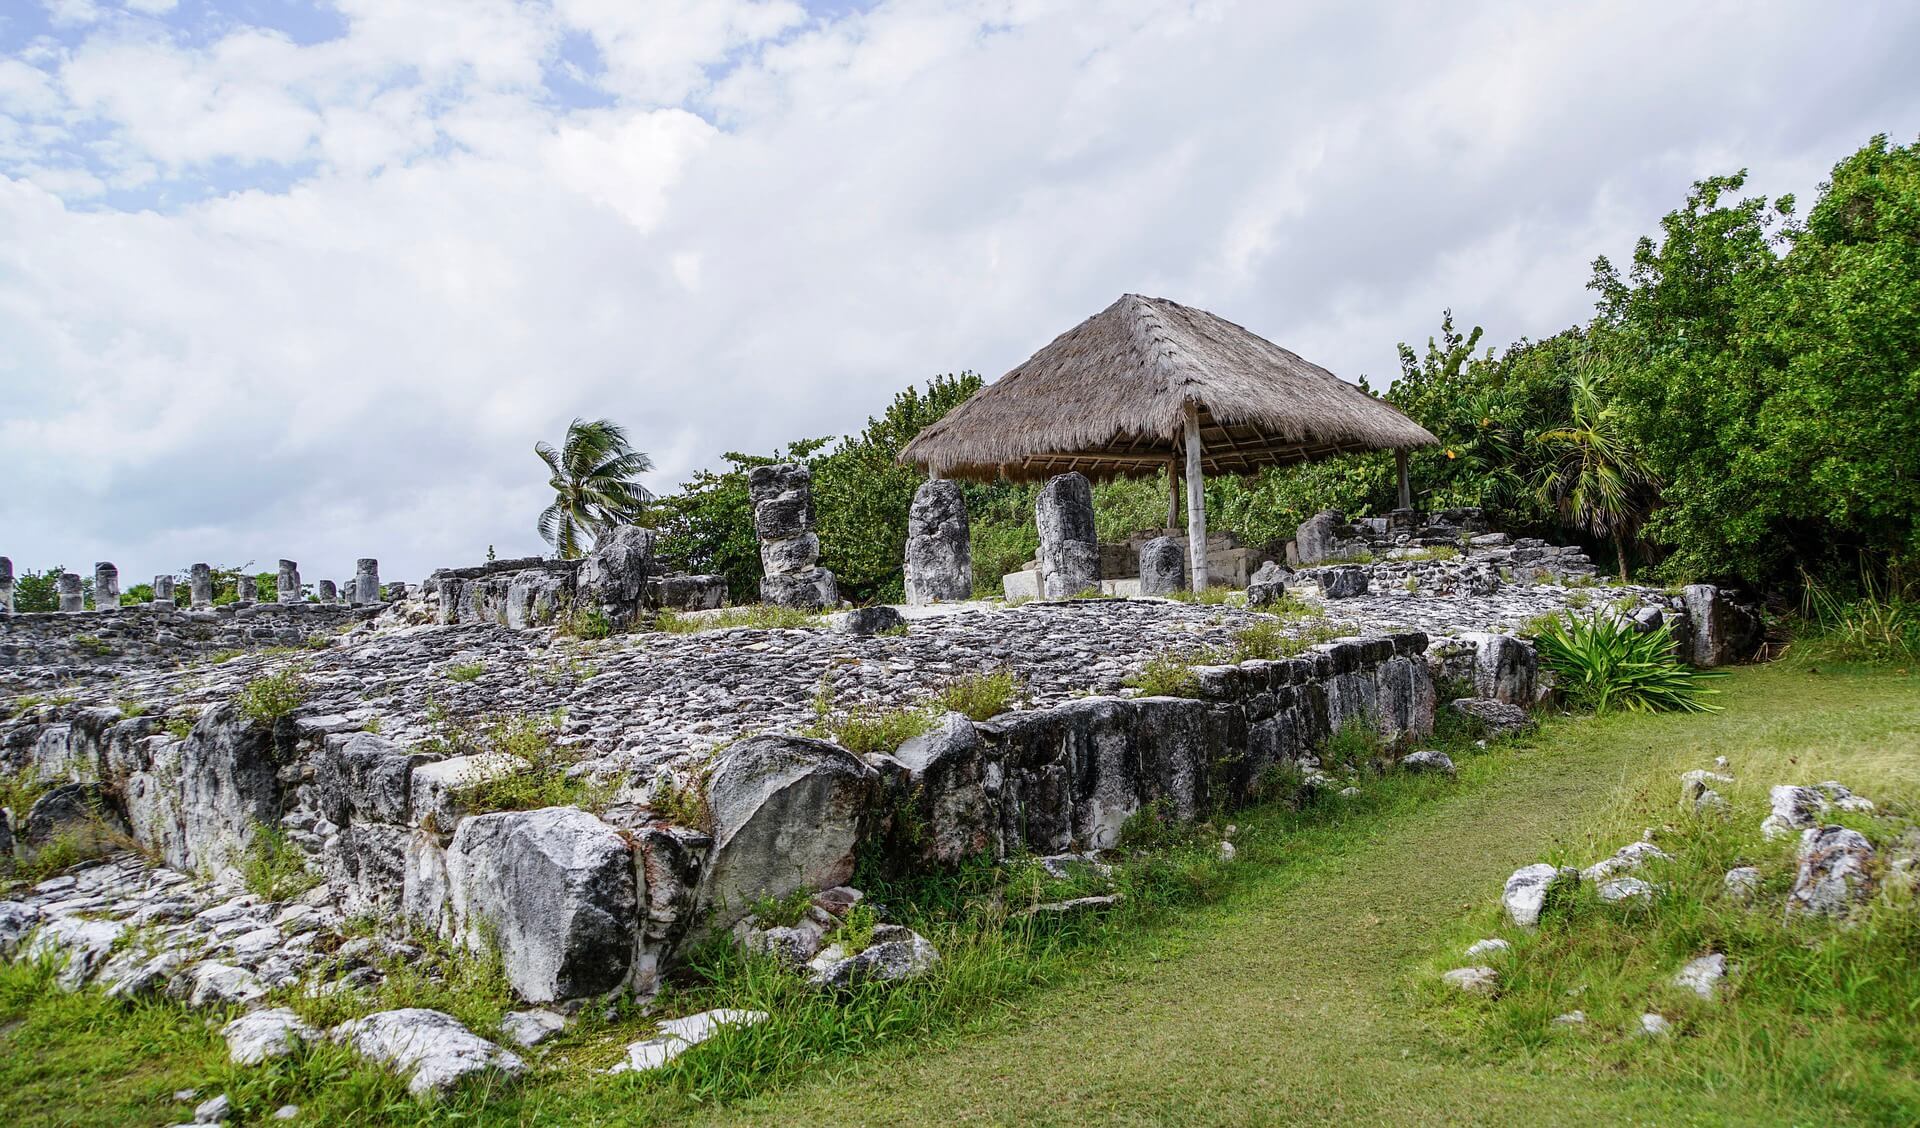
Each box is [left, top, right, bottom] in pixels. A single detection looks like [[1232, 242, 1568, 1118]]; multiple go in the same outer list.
[[2, 0, 1916, 585]]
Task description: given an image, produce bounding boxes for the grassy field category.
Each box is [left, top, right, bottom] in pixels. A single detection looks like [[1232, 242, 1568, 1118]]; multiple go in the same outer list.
[[3, 661, 1915, 1126]]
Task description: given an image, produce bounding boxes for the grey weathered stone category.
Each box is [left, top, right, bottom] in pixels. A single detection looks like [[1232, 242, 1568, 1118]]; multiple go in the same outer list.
[[1761, 784, 1828, 840], [318, 580, 338, 603], [152, 574, 175, 606], [1400, 750, 1456, 777], [1638, 1013, 1672, 1037], [277, 561, 301, 604], [1441, 966, 1498, 994], [1672, 952, 1726, 1000], [1293, 511, 1344, 565], [499, 1008, 568, 1048], [577, 525, 655, 628], [701, 735, 877, 929], [1787, 825, 1874, 917], [1246, 560, 1288, 606], [1464, 632, 1536, 705], [329, 1008, 524, 1097], [807, 924, 940, 989], [407, 753, 530, 838], [2, 903, 49, 956], [0, 555, 12, 613], [1680, 584, 1762, 667], [1723, 866, 1762, 902], [182, 961, 267, 1008], [1447, 697, 1533, 736], [760, 568, 839, 611], [58, 571, 83, 613], [760, 533, 820, 575], [445, 807, 638, 1003], [25, 781, 124, 848], [1582, 840, 1671, 882], [236, 575, 257, 604], [1464, 938, 1510, 959], [904, 479, 972, 605], [25, 915, 124, 989], [748, 464, 813, 540], [224, 1008, 320, 1065], [1597, 876, 1655, 903], [607, 1008, 768, 1074], [892, 712, 996, 865], [1503, 863, 1579, 927], [1317, 565, 1368, 599], [194, 1093, 231, 1123], [190, 563, 213, 608], [355, 559, 380, 605], [654, 574, 727, 611], [1136, 536, 1187, 597], [94, 562, 119, 611], [1035, 473, 1098, 598], [831, 605, 905, 636]]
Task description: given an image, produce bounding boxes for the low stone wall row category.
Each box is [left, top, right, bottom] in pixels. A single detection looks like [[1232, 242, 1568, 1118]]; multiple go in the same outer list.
[[3, 630, 1435, 1003], [0, 602, 379, 694]]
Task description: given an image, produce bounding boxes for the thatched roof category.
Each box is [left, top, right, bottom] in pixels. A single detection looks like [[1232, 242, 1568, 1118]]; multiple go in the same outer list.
[[900, 294, 1437, 482]]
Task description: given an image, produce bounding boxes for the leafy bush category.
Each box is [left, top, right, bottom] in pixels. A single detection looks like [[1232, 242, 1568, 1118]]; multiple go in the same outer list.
[[1529, 613, 1721, 713], [1227, 620, 1342, 661], [234, 668, 308, 724], [932, 670, 1019, 721], [558, 604, 613, 640]]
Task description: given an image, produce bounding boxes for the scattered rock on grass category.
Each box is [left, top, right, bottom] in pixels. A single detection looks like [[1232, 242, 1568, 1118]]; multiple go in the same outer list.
[[329, 1008, 525, 1097], [1581, 842, 1671, 882], [1552, 1010, 1586, 1026], [1463, 938, 1509, 959], [1787, 826, 1875, 917], [1672, 953, 1726, 1000], [1597, 877, 1655, 904], [607, 1008, 768, 1075], [1400, 750, 1456, 777], [1448, 698, 1533, 737], [1441, 966, 1498, 994], [192, 1093, 231, 1123], [498, 1008, 569, 1049], [1723, 866, 1762, 902], [223, 1008, 319, 1065], [1502, 864, 1579, 927], [807, 925, 941, 989], [1020, 894, 1122, 921], [1637, 1013, 1672, 1037], [1762, 785, 1828, 840]]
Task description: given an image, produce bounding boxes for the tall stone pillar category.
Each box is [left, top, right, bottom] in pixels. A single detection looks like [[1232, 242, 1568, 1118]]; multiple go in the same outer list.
[[190, 563, 213, 609], [58, 572, 84, 613], [0, 556, 12, 614], [749, 464, 837, 610], [93, 562, 119, 610], [237, 575, 257, 604], [355, 559, 379, 605], [1035, 472, 1098, 598], [277, 560, 301, 604], [904, 479, 972, 605], [152, 575, 175, 606], [319, 579, 337, 603]]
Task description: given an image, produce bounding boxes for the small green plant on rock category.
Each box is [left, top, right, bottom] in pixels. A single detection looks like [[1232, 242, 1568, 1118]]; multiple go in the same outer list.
[[656, 606, 822, 634], [238, 822, 321, 902], [235, 668, 308, 724], [932, 670, 1019, 720], [749, 888, 815, 928], [164, 712, 197, 741], [72, 634, 113, 657], [445, 661, 487, 682], [1124, 653, 1203, 698]]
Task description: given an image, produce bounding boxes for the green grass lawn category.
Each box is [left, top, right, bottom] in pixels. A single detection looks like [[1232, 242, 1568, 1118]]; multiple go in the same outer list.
[[3, 662, 1915, 1126]]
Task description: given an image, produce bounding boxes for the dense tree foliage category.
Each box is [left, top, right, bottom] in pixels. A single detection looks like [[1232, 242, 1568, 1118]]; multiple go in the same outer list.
[[536, 418, 655, 559]]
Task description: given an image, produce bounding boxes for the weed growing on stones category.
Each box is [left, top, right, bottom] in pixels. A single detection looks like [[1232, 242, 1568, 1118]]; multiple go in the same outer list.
[[558, 604, 613, 641], [809, 705, 935, 755], [445, 662, 487, 683], [1396, 546, 1460, 563], [238, 822, 322, 902], [72, 634, 113, 657], [655, 606, 823, 634], [163, 712, 197, 741], [1166, 586, 1240, 606], [931, 670, 1019, 721], [1321, 718, 1384, 773], [1122, 653, 1203, 698], [234, 668, 308, 725], [748, 888, 815, 928]]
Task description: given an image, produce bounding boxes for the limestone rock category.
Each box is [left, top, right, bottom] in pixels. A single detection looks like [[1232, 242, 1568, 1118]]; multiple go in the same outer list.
[[194, 1093, 232, 1123], [1447, 697, 1533, 737], [24, 782, 119, 846], [1464, 938, 1510, 959], [1136, 537, 1187, 597], [1503, 863, 1579, 927], [1672, 953, 1726, 1000], [1441, 966, 1498, 995], [701, 735, 877, 929], [654, 574, 727, 612], [445, 807, 638, 1003], [1638, 1013, 1672, 1037], [1581, 841, 1671, 882], [182, 961, 267, 1008], [1680, 584, 1762, 667], [224, 1008, 320, 1065], [1317, 566, 1368, 600], [1464, 633, 1537, 705], [891, 712, 996, 865], [498, 1008, 568, 1049], [760, 568, 838, 611], [1245, 560, 1289, 607], [807, 924, 940, 989], [1035, 473, 1098, 598], [25, 915, 124, 989], [607, 1008, 768, 1075], [577, 526, 655, 629], [830, 606, 905, 636], [1552, 1010, 1586, 1026], [330, 1008, 525, 1097], [1723, 866, 1762, 902], [904, 480, 972, 605], [1787, 825, 1874, 917], [0, 901, 41, 956], [1597, 877, 1655, 903], [1400, 750, 1456, 777], [1762, 784, 1828, 840], [408, 753, 529, 838]]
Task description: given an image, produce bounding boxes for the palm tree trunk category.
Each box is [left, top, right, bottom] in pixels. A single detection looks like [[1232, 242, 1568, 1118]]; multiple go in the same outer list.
[[1614, 531, 1629, 584]]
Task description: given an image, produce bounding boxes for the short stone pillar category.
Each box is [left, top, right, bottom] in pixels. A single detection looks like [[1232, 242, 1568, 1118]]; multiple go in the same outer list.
[[236, 575, 257, 604], [904, 479, 972, 605], [0, 556, 13, 614], [1318, 565, 1369, 600], [93, 563, 119, 610], [1137, 536, 1186, 596], [384, 580, 407, 602], [749, 463, 838, 610], [152, 574, 175, 606], [1035, 472, 1098, 598], [277, 560, 301, 604], [190, 563, 213, 608], [355, 558, 379, 605], [318, 579, 337, 602], [58, 571, 84, 613], [1247, 560, 1290, 607]]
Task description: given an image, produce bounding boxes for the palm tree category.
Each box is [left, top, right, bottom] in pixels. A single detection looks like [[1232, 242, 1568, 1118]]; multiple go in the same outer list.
[[1532, 359, 1657, 582], [536, 418, 655, 559]]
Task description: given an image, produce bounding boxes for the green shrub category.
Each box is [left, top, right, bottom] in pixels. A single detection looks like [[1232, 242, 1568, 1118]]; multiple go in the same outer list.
[[809, 705, 935, 755], [72, 634, 112, 657], [237, 822, 321, 902], [445, 661, 487, 683], [559, 604, 613, 640], [1529, 613, 1722, 713], [651, 772, 712, 829], [1797, 577, 1919, 665], [1124, 653, 1203, 698], [748, 888, 815, 928], [931, 671, 1019, 721], [1321, 718, 1383, 772], [450, 711, 594, 813], [657, 606, 823, 634], [164, 713, 197, 741], [234, 668, 308, 724], [1227, 620, 1343, 661]]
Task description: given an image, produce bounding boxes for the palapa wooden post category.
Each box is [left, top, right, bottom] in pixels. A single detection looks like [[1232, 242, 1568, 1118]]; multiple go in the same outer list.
[[1395, 449, 1411, 510], [1166, 456, 1181, 533], [1184, 402, 1209, 591]]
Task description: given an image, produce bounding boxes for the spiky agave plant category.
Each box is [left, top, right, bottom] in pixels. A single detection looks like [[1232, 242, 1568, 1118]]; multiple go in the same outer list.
[[1530, 612, 1721, 714]]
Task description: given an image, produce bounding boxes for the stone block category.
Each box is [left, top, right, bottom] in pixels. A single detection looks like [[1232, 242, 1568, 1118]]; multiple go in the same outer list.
[[1136, 536, 1186, 596], [1035, 472, 1098, 598], [760, 568, 838, 611], [904, 479, 972, 605], [1001, 569, 1040, 601]]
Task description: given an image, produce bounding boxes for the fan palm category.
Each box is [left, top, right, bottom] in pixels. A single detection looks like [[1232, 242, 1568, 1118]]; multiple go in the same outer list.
[[536, 418, 655, 559], [1532, 358, 1657, 582]]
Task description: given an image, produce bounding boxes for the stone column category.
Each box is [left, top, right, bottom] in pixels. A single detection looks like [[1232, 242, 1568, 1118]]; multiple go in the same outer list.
[[58, 571, 84, 613], [319, 579, 337, 602], [190, 563, 213, 609], [0, 556, 12, 614], [277, 560, 301, 604], [1035, 472, 1098, 598], [93, 562, 119, 610], [1137, 536, 1186, 596], [236, 575, 257, 604], [384, 580, 407, 602], [904, 479, 972, 605], [152, 575, 175, 606], [749, 463, 838, 610], [355, 558, 379, 605]]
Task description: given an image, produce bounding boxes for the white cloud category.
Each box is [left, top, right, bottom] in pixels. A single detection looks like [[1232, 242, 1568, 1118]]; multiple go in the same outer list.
[[1, 0, 1917, 587]]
